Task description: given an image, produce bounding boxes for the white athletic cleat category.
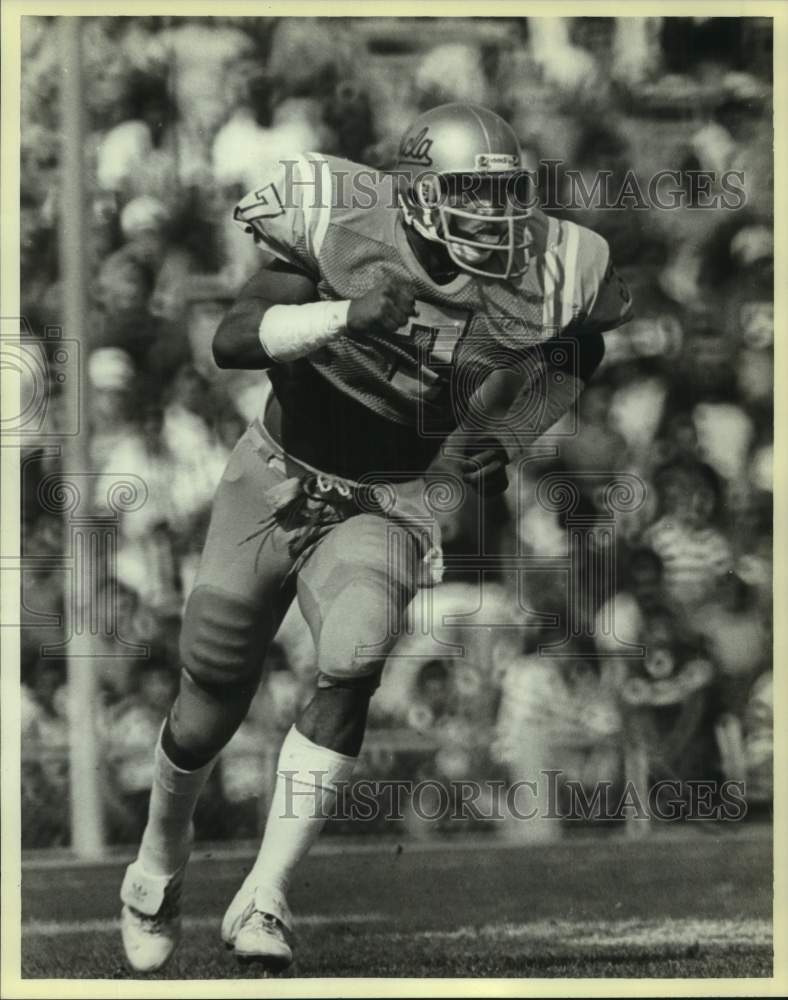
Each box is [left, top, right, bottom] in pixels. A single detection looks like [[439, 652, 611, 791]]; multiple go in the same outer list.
[[120, 860, 186, 973], [221, 876, 294, 971]]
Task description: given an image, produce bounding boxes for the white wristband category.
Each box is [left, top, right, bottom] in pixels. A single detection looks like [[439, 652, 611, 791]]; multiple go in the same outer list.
[[258, 300, 351, 362]]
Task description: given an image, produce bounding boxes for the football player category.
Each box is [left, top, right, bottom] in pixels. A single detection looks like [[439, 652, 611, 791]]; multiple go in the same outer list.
[[119, 102, 633, 973]]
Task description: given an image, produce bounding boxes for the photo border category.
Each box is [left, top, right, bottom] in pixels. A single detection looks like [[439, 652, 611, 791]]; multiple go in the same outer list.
[[1, 1, 785, 996]]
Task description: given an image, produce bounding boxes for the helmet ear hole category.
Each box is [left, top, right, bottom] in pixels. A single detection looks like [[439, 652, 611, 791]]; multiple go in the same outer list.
[[414, 174, 442, 210]]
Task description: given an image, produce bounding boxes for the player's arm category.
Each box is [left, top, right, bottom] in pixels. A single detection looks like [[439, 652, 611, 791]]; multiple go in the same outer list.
[[222, 156, 418, 370], [213, 262, 418, 370], [444, 233, 633, 493], [438, 331, 605, 494], [510, 326, 607, 441], [495, 242, 633, 443], [515, 231, 633, 434], [212, 259, 320, 369]]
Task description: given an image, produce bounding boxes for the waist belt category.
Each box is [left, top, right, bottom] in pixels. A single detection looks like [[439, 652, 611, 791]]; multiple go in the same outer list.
[[243, 417, 384, 575], [242, 417, 443, 587], [248, 414, 382, 518]]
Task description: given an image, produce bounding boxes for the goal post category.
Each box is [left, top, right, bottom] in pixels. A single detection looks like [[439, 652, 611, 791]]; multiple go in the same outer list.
[[58, 15, 106, 858]]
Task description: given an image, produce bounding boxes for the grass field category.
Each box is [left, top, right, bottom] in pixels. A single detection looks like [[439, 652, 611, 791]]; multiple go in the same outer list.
[[20, 827, 772, 979]]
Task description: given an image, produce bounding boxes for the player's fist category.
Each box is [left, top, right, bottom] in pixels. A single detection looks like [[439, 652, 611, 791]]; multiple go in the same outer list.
[[346, 276, 418, 336], [457, 435, 510, 497]]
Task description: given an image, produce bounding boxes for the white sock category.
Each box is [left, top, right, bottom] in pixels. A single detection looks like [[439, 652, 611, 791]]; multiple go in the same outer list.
[[137, 732, 215, 876], [248, 725, 357, 904]]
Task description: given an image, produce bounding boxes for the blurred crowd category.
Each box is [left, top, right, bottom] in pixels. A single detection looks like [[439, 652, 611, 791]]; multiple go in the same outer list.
[[19, 16, 773, 846]]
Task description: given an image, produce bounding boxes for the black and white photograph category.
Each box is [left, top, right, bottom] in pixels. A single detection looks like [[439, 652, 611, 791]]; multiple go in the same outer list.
[[0, 2, 783, 991]]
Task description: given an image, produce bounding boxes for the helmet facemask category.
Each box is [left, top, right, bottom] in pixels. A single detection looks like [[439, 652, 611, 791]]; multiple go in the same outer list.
[[401, 168, 533, 280]]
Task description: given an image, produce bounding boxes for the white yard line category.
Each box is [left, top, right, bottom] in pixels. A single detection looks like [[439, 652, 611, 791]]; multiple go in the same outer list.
[[378, 917, 773, 949], [21, 827, 772, 870], [23, 913, 389, 938], [22, 915, 772, 949]]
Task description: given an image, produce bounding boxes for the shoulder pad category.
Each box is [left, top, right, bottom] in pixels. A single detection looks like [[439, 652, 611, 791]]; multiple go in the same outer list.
[[574, 225, 634, 333], [233, 152, 335, 272], [542, 219, 633, 334]]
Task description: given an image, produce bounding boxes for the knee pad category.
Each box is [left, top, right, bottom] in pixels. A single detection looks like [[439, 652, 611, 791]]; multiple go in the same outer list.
[[180, 585, 270, 688], [310, 574, 405, 687]]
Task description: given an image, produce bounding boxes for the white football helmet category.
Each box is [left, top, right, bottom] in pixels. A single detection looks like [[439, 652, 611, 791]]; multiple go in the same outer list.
[[396, 103, 533, 280]]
